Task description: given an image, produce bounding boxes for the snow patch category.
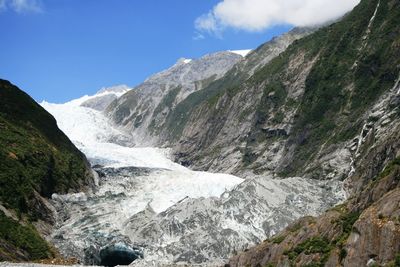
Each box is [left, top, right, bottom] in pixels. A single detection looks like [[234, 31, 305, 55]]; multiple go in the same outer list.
[[229, 49, 252, 57], [175, 58, 192, 65]]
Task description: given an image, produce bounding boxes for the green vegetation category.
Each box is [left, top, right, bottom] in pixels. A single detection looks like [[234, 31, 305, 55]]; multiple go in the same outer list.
[[147, 0, 400, 178], [294, 237, 331, 255], [386, 253, 400, 267], [271, 235, 286, 244], [236, 0, 395, 170], [288, 221, 304, 233], [333, 211, 360, 248], [281, 210, 360, 266], [272, 111, 285, 124], [275, 0, 400, 176], [0, 80, 91, 260], [0, 211, 53, 260], [284, 237, 332, 267], [395, 254, 400, 267], [257, 81, 287, 120], [0, 81, 89, 213]]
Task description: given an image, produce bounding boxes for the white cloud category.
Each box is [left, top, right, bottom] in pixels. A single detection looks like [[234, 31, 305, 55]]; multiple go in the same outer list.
[[196, 0, 360, 34], [0, 0, 43, 13]]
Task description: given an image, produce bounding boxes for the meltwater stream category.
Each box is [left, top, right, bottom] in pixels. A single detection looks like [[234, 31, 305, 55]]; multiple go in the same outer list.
[[41, 97, 243, 265]]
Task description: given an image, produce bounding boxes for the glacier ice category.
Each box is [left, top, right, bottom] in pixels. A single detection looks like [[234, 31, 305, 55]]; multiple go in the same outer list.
[[41, 92, 244, 264]]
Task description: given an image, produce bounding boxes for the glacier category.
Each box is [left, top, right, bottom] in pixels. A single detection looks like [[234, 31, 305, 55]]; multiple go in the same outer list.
[[40, 89, 244, 264], [41, 92, 243, 206]]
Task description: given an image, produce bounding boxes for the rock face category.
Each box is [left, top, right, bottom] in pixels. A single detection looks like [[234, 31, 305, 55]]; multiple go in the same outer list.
[[0, 80, 94, 261], [106, 51, 245, 146], [228, 142, 400, 267], [225, 0, 400, 264]]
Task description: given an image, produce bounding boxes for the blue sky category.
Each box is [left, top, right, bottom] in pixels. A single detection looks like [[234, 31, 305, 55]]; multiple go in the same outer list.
[[0, 0, 359, 103]]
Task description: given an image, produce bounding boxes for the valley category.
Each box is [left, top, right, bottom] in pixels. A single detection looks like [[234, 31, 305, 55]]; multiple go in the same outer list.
[[40, 87, 343, 265], [0, 0, 399, 266]]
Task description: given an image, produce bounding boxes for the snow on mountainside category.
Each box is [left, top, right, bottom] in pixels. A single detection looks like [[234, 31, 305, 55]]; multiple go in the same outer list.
[[229, 49, 252, 57]]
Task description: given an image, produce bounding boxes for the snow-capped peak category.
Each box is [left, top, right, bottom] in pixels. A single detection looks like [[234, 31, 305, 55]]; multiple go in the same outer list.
[[96, 84, 131, 96], [229, 49, 252, 57], [40, 85, 132, 109]]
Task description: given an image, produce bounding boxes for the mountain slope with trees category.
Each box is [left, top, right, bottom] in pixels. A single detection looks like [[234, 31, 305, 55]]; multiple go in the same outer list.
[[0, 80, 94, 261]]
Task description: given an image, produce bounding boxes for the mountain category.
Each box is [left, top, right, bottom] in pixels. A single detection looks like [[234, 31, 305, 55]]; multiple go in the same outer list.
[[105, 27, 312, 169], [105, 45, 309, 146], [105, 0, 399, 181], [223, 0, 400, 265], [0, 80, 94, 262], [100, 0, 400, 265], [41, 85, 345, 265], [2, 0, 399, 264], [106, 51, 246, 145]]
